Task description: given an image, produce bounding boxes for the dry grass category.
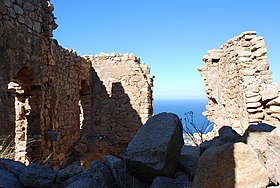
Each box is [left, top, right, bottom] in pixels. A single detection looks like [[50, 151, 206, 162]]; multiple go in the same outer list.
[[0, 134, 14, 159]]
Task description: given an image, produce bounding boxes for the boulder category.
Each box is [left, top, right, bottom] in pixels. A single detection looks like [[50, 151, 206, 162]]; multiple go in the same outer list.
[[217, 126, 242, 143], [125, 173, 148, 188], [243, 123, 276, 165], [56, 163, 86, 183], [19, 164, 56, 187], [66, 181, 96, 188], [193, 142, 269, 188], [124, 112, 184, 184], [64, 172, 95, 187], [103, 155, 126, 188], [66, 158, 123, 188], [179, 145, 200, 177], [0, 169, 23, 188], [0, 158, 26, 177], [266, 127, 280, 184], [89, 160, 115, 187], [151, 173, 192, 188], [200, 126, 242, 154]]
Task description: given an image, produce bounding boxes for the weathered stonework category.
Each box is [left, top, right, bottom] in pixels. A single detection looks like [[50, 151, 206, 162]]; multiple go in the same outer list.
[[92, 53, 153, 124], [199, 31, 280, 136], [70, 53, 154, 166], [0, 0, 153, 168]]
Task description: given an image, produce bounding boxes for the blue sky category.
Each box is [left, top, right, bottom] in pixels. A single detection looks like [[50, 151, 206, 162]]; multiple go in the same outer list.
[[52, 0, 280, 100]]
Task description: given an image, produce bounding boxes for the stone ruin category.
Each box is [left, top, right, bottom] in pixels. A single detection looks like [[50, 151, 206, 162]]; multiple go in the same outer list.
[[2, 0, 280, 171], [199, 31, 280, 136], [0, 0, 153, 167]]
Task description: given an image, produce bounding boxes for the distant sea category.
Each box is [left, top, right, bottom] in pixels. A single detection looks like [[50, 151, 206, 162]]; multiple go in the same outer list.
[[154, 99, 213, 134]]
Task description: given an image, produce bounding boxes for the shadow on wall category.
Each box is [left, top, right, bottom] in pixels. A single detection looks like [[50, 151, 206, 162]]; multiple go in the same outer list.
[[69, 68, 142, 168], [193, 123, 274, 187], [90, 67, 142, 145], [1, 66, 43, 164], [110, 82, 143, 145]]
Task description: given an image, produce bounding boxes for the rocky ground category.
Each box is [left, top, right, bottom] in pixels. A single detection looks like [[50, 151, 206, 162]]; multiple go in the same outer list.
[[1, 112, 280, 187]]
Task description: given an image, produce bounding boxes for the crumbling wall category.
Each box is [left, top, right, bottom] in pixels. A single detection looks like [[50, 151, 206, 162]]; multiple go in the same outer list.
[[0, 0, 90, 167], [199, 31, 280, 136], [0, 0, 57, 163], [1, 0, 154, 167], [42, 44, 90, 166], [85, 53, 153, 146]]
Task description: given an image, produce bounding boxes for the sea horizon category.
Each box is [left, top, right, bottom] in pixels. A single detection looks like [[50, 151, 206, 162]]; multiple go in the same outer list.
[[153, 99, 213, 134]]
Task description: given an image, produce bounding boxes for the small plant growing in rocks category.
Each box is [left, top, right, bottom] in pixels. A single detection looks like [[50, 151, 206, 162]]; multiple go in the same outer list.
[[182, 111, 213, 146]]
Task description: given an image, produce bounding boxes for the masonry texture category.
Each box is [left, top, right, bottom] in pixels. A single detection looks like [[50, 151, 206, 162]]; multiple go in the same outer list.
[[85, 53, 153, 145], [199, 31, 280, 136], [0, 0, 153, 168]]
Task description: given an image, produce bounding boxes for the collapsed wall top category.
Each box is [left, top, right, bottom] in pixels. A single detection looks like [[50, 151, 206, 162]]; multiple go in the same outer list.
[[199, 31, 280, 136]]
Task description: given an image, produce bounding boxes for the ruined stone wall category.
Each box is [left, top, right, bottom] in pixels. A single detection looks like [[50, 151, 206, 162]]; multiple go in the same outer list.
[[199, 31, 280, 136], [1, 0, 57, 163], [1, 0, 54, 137], [42, 44, 90, 166], [84, 53, 153, 146], [1, 0, 154, 167], [0, 0, 90, 166]]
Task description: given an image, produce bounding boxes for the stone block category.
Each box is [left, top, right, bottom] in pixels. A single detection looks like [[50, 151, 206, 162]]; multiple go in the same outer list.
[[247, 106, 262, 113], [193, 143, 269, 188], [260, 82, 279, 101], [242, 31, 257, 35], [19, 164, 56, 187], [267, 96, 280, 106], [256, 60, 269, 71], [125, 113, 183, 184], [0, 2, 7, 14], [252, 40, 265, 51], [246, 85, 259, 93], [245, 95, 261, 103], [254, 47, 267, 57], [269, 106, 280, 113], [14, 4, 24, 15], [3, 0, 12, 7], [208, 49, 223, 59], [251, 36, 264, 42], [238, 56, 252, 63], [238, 50, 252, 57], [242, 68, 255, 76], [0, 170, 22, 188], [245, 91, 259, 98], [248, 112, 264, 119]]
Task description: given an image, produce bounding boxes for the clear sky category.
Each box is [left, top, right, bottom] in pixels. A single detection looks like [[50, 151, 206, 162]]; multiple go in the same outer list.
[[51, 0, 280, 100]]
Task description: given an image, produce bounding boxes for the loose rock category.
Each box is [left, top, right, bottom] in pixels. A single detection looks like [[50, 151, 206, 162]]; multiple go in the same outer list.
[[19, 164, 56, 187], [0, 169, 23, 188], [125, 112, 184, 184], [193, 142, 269, 188], [266, 127, 280, 184]]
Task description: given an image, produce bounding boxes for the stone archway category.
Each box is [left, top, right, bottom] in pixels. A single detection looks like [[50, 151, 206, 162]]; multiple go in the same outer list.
[[7, 65, 44, 164], [11, 82, 30, 163], [8, 66, 33, 164]]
